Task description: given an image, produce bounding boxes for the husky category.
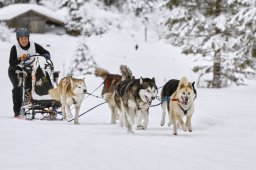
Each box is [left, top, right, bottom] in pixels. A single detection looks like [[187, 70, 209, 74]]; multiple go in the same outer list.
[[168, 77, 196, 135], [160, 78, 197, 127], [94, 65, 133, 124], [48, 76, 87, 124], [113, 77, 158, 133]]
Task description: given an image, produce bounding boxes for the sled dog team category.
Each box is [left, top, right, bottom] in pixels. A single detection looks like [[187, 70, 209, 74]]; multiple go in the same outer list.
[[49, 65, 197, 135]]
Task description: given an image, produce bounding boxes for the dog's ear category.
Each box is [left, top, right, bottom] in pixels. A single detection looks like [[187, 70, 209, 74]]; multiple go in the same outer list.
[[180, 82, 185, 89], [152, 77, 155, 82], [192, 81, 195, 88], [188, 82, 192, 89], [140, 77, 143, 84], [70, 77, 74, 87]]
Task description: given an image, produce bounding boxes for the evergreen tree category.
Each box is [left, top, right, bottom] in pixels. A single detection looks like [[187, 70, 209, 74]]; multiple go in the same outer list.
[[63, 0, 109, 36], [228, 0, 256, 82], [165, 0, 256, 87], [64, 0, 84, 36], [123, 0, 156, 17], [69, 40, 97, 76]]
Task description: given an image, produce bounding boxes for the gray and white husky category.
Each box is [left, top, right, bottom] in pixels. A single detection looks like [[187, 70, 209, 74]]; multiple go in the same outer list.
[[112, 77, 158, 133]]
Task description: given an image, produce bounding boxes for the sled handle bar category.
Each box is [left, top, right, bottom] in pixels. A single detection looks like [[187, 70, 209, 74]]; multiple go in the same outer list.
[[24, 54, 53, 67]]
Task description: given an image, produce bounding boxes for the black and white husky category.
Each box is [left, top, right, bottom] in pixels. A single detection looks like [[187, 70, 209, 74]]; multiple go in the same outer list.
[[112, 77, 158, 133]]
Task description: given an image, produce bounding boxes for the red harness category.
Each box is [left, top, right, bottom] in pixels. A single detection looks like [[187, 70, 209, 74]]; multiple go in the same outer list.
[[105, 75, 121, 92]]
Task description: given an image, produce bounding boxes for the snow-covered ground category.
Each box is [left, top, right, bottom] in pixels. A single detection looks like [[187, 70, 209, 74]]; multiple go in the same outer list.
[[0, 30, 256, 170]]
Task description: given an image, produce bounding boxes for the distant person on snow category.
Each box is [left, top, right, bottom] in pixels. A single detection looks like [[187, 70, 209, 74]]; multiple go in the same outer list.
[[135, 44, 139, 50], [8, 28, 51, 118]]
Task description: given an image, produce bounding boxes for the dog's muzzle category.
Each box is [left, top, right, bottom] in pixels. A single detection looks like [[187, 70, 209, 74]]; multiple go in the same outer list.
[[145, 96, 155, 105], [181, 96, 188, 105]]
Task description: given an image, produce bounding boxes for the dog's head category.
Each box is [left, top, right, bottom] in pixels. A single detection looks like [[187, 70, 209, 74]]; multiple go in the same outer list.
[[138, 77, 158, 105], [70, 78, 87, 96], [175, 77, 196, 105]]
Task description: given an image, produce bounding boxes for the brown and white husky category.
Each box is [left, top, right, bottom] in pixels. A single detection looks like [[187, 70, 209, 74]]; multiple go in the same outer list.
[[49, 76, 87, 124], [169, 77, 196, 135]]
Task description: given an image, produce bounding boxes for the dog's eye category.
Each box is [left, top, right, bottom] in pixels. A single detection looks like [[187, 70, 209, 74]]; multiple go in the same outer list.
[[147, 90, 150, 93], [182, 92, 185, 95], [188, 92, 190, 95]]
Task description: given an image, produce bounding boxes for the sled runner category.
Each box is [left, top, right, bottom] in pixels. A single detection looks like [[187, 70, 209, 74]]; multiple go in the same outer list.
[[17, 54, 61, 120]]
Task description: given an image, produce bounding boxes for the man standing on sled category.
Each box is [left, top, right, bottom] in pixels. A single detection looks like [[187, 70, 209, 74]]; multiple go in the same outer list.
[[8, 27, 51, 118]]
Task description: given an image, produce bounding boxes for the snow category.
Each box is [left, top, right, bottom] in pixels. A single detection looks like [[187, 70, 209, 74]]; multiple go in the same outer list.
[[0, 4, 64, 23], [0, 29, 256, 170]]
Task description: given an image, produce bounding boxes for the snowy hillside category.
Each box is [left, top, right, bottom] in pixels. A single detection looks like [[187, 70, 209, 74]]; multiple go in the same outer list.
[[0, 30, 256, 170]]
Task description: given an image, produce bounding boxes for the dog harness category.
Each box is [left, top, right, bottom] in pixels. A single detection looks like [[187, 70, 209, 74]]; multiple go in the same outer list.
[[169, 98, 192, 115], [178, 104, 191, 115], [105, 75, 121, 92]]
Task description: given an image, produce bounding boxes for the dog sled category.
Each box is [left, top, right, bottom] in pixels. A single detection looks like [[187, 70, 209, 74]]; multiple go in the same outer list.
[[16, 54, 62, 120]]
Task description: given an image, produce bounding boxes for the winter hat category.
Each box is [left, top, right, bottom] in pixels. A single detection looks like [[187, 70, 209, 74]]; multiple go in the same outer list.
[[16, 28, 30, 40]]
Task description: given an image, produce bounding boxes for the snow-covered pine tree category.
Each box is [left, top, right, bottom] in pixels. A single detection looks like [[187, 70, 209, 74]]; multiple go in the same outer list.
[[123, 0, 155, 17], [39, 0, 63, 10], [165, 0, 256, 88], [69, 39, 97, 76], [122, 0, 163, 41], [228, 0, 256, 83], [62, 0, 111, 36], [64, 0, 84, 36]]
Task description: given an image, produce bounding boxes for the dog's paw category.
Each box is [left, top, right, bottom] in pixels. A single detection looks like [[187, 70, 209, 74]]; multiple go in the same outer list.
[[182, 125, 187, 132], [136, 125, 146, 130], [160, 120, 165, 126], [188, 126, 192, 132], [173, 130, 178, 135], [142, 123, 147, 130], [111, 120, 117, 124], [74, 120, 79, 124]]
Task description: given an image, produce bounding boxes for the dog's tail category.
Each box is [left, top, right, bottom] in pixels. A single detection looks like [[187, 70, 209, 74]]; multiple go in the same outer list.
[[120, 65, 133, 81], [94, 67, 109, 80], [48, 87, 60, 102]]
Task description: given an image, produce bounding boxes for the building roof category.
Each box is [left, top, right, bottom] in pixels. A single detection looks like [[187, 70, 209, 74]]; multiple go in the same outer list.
[[0, 4, 65, 24]]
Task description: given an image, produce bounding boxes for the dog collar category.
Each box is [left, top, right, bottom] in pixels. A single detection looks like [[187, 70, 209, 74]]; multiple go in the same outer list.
[[171, 98, 179, 102]]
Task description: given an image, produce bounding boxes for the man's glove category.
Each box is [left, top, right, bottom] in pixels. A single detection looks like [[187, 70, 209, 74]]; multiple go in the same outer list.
[[43, 53, 51, 60], [19, 54, 27, 61]]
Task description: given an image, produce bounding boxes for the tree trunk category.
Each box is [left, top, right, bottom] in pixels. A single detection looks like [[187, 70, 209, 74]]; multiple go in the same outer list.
[[212, 49, 221, 88], [212, 0, 222, 88]]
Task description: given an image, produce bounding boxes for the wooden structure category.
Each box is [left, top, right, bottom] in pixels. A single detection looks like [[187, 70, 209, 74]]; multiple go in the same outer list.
[[0, 4, 64, 33]]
